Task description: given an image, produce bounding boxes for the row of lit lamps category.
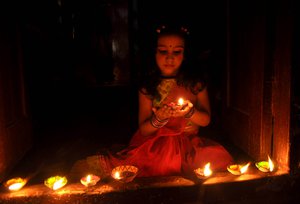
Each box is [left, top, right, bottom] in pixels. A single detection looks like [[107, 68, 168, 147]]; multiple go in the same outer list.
[[4, 165, 138, 192], [195, 155, 275, 178], [3, 156, 275, 192]]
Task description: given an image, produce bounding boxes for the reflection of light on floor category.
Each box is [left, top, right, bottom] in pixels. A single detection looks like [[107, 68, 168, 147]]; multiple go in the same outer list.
[[0, 168, 289, 201], [0, 183, 116, 198], [202, 167, 289, 185]]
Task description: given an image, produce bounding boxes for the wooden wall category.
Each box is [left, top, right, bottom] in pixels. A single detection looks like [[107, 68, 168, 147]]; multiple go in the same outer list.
[[223, 0, 291, 170], [0, 20, 32, 182]]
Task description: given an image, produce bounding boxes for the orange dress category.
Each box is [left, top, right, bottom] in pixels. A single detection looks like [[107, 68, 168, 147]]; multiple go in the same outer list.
[[98, 79, 233, 177]]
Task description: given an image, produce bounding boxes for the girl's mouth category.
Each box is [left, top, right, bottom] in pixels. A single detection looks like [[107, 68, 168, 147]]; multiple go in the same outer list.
[[164, 64, 174, 67]]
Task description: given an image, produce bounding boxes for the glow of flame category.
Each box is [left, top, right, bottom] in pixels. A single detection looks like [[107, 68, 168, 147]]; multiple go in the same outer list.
[[80, 174, 100, 187], [204, 163, 212, 177], [53, 178, 65, 190], [114, 171, 121, 180], [5, 178, 27, 191], [45, 176, 67, 190], [86, 175, 91, 183], [178, 98, 184, 106], [240, 162, 251, 174], [268, 156, 274, 172], [8, 182, 25, 191]]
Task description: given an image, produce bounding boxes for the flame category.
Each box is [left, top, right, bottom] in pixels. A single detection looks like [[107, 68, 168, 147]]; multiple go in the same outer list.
[[53, 178, 64, 190], [240, 162, 251, 174], [80, 174, 100, 187], [114, 171, 121, 180], [5, 178, 27, 191], [178, 98, 184, 106], [86, 175, 91, 183], [8, 182, 25, 191], [204, 163, 212, 177], [45, 176, 67, 190], [268, 156, 274, 172]]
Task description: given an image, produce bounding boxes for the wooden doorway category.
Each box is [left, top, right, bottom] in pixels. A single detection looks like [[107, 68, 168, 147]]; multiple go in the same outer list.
[[0, 21, 32, 182], [222, 0, 291, 171]]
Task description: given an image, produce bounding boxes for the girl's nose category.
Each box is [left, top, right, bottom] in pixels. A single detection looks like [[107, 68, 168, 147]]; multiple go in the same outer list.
[[166, 54, 174, 60]]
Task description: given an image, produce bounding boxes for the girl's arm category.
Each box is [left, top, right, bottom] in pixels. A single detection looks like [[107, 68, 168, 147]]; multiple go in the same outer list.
[[138, 89, 176, 136], [137, 90, 161, 137], [188, 87, 211, 127]]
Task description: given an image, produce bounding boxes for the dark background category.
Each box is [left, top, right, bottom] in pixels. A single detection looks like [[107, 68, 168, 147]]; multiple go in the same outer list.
[[1, 0, 300, 189], [7, 0, 229, 145], [4, 0, 299, 161], [0, 0, 235, 181]]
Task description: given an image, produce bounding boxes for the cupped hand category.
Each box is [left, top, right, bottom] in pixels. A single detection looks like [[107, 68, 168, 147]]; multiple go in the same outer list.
[[152, 100, 194, 120], [152, 104, 174, 121], [172, 100, 194, 118]]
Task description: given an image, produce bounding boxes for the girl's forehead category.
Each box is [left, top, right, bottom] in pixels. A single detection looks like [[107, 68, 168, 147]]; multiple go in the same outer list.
[[157, 35, 185, 47]]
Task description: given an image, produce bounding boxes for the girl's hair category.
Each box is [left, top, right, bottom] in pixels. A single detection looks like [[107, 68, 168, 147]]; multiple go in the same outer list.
[[138, 24, 208, 98]]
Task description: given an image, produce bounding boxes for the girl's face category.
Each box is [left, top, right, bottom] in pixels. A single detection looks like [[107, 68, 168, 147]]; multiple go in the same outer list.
[[155, 35, 185, 77]]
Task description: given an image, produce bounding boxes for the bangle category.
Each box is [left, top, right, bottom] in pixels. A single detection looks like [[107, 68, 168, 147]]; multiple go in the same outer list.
[[150, 114, 169, 128], [185, 107, 195, 119]]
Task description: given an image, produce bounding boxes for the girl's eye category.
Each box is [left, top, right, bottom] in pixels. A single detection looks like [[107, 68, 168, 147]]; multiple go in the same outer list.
[[173, 50, 183, 55], [158, 50, 168, 55]]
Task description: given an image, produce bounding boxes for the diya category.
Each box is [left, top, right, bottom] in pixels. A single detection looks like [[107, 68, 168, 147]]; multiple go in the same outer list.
[[194, 163, 213, 179], [4, 177, 27, 191], [255, 156, 275, 172], [227, 162, 251, 175], [44, 175, 68, 190], [80, 174, 100, 187], [111, 165, 138, 183]]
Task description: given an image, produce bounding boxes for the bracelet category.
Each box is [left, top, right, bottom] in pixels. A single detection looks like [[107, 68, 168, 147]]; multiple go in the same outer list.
[[184, 107, 195, 119], [150, 114, 169, 128]]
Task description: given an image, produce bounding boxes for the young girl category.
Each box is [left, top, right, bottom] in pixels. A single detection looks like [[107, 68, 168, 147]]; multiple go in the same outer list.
[[73, 24, 233, 179]]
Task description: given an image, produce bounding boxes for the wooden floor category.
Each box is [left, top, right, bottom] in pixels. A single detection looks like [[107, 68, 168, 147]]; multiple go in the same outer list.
[[1, 85, 300, 203]]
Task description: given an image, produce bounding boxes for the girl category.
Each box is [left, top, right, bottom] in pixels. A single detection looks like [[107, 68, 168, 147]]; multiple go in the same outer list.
[[73, 24, 233, 179]]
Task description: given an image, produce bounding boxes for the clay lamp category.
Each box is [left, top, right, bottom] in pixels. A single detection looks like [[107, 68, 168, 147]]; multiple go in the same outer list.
[[177, 98, 188, 110], [80, 174, 100, 187], [4, 177, 27, 191], [227, 162, 251, 175], [194, 162, 213, 179], [111, 165, 138, 183], [44, 176, 67, 190], [255, 155, 275, 172]]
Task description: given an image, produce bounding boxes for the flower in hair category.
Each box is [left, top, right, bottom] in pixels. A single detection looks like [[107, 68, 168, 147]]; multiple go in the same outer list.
[[156, 25, 190, 35], [156, 25, 166, 33], [180, 26, 190, 35]]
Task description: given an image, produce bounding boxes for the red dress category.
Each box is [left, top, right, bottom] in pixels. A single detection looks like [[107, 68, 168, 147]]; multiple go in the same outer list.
[[98, 79, 233, 177]]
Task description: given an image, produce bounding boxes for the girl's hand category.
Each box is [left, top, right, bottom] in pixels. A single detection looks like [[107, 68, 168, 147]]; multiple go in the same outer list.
[[152, 104, 174, 121], [152, 100, 194, 119], [172, 100, 194, 118]]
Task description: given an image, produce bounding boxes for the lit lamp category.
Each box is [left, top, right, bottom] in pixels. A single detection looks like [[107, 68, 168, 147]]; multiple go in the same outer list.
[[167, 98, 187, 110], [4, 177, 27, 191], [178, 98, 184, 106], [111, 165, 138, 183], [80, 174, 100, 187], [255, 156, 275, 172], [194, 163, 213, 179], [177, 98, 188, 110], [44, 176, 68, 190], [227, 162, 251, 175]]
